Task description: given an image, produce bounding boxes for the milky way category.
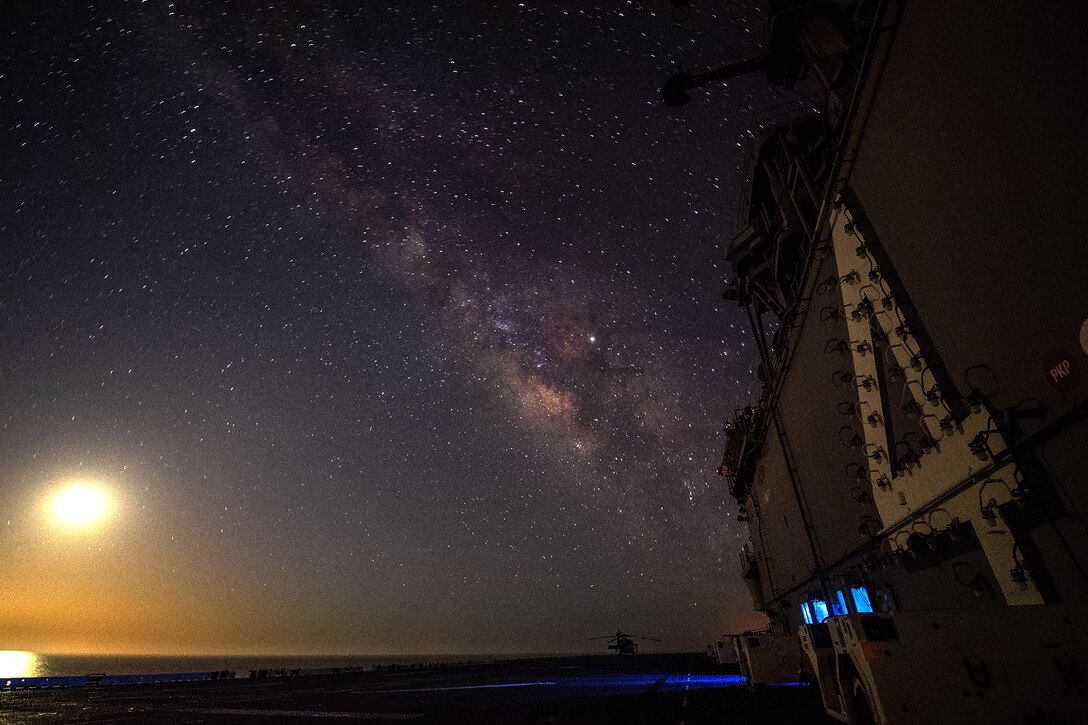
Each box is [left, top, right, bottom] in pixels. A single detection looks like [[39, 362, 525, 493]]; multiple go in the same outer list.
[[1, 1, 816, 653]]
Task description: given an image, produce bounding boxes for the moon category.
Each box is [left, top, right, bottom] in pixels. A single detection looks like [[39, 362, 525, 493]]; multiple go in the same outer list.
[[47, 482, 113, 531]]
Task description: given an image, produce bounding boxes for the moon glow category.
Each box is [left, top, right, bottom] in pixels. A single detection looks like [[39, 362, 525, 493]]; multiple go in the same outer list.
[[47, 483, 113, 531]]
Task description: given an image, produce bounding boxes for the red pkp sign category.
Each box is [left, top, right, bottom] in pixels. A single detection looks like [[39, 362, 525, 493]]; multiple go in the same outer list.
[[1044, 349, 1081, 394]]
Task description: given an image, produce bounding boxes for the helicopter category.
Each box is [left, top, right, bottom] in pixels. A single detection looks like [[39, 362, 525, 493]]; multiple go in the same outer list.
[[589, 631, 661, 655]]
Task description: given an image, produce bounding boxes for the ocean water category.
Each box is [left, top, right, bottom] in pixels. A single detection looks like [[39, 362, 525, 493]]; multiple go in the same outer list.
[[0, 651, 551, 679]]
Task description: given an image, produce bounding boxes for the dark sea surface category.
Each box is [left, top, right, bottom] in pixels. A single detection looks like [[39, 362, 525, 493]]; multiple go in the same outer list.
[[0, 651, 557, 678]]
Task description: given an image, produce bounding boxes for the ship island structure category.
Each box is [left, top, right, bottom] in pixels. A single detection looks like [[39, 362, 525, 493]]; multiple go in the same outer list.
[[676, 1, 1088, 723]]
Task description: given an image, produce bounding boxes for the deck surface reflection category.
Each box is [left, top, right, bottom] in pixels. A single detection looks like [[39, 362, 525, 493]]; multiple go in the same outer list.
[[0, 653, 819, 724]]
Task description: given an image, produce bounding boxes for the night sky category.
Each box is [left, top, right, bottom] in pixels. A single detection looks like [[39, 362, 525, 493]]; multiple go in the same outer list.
[[1, 1, 809, 655]]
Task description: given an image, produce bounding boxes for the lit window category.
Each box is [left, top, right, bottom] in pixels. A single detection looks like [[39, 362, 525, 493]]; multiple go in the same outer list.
[[833, 590, 848, 616], [811, 599, 829, 622], [851, 587, 874, 613], [801, 602, 814, 624]]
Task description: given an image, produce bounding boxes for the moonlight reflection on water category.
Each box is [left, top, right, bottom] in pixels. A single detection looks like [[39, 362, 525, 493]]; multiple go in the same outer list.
[[0, 651, 41, 678]]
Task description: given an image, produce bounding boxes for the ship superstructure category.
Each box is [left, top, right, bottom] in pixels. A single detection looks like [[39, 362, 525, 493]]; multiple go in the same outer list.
[[683, 2, 1088, 722]]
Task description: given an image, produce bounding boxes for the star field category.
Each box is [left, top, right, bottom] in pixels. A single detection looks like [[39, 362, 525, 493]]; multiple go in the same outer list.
[[0, 1, 812, 654]]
